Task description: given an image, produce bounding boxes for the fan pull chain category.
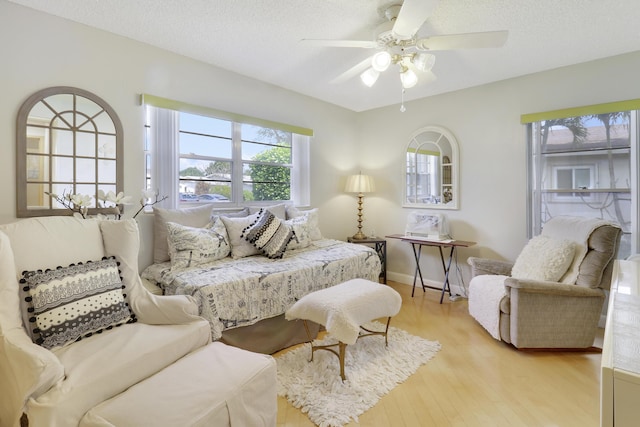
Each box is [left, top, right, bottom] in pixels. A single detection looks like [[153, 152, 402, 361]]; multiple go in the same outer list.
[[400, 88, 406, 112]]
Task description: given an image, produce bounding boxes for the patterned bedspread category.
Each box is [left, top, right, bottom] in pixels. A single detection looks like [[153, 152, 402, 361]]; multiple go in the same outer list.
[[141, 239, 381, 339]]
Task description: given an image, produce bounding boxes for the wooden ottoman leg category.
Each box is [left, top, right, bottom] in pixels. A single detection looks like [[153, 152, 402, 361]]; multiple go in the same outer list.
[[339, 342, 347, 381], [384, 316, 392, 347], [302, 320, 315, 362]]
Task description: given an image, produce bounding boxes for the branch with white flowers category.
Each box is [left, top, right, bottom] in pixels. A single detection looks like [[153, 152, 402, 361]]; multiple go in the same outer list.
[[44, 190, 92, 218], [45, 189, 167, 220], [132, 190, 168, 219], [96, 190, 134, 219]]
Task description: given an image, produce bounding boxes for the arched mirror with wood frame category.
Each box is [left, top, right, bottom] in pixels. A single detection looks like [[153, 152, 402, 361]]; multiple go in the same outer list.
[[16, 86, 124, 217], [404, 125, 459, 210]]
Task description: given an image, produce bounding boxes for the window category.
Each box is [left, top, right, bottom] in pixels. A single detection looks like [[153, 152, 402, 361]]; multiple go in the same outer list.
[[178, 112, 233, 202], [552, 164, 596, 200], [143, 95, 311, 208], [16, 87, 123, 217], [525, 106, 638, 258]]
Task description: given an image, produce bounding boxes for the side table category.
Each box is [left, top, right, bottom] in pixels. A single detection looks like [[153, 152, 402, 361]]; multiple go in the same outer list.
[[347, 236, 387, 284], [386, 234, 476, 303]]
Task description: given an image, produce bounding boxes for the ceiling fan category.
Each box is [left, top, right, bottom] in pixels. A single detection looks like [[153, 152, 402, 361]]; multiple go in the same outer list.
[[301, 0, 508, 89]]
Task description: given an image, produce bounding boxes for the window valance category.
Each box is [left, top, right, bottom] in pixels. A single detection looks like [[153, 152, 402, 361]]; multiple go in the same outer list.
[[521, 98, 640, 124], [141, 94, 314, 136]]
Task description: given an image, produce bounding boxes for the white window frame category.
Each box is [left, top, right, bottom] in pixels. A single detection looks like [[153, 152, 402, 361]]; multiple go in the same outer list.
[[143, 98, 311, 209], [551, 164, 597, 202]]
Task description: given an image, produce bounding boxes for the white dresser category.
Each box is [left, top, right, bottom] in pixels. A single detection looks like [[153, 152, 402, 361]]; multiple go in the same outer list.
[[601, 260, 640, 426]]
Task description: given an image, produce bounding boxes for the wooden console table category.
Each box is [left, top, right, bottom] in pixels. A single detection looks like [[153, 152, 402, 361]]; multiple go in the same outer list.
[[386, 234, 476, 303]]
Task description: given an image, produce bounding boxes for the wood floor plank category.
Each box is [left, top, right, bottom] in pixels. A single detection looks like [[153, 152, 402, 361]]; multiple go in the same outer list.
[[275, 281, 602, 426]]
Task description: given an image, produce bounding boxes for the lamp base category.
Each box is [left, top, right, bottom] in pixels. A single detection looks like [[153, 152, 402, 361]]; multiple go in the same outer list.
[[351, 231, 368, 240]]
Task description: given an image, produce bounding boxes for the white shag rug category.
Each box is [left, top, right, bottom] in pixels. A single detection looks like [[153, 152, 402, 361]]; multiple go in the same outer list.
[[276, 322, 441, 427]]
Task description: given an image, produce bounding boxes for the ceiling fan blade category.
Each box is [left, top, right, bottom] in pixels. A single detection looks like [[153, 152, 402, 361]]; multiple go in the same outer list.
[[300, 39, 378, 48], [416, 30, 508, 51], [392, 0, 440, 40], [330, 56, 373, 84]]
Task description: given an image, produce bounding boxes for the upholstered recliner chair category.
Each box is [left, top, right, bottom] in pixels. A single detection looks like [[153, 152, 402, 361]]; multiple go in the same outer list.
[[468, 216, 622, 349], [0, 216, 276, 427]]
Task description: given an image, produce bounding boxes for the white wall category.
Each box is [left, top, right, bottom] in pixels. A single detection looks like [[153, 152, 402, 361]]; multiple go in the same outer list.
[[356, 51, 640, 289], [2, 1, 640, 287]]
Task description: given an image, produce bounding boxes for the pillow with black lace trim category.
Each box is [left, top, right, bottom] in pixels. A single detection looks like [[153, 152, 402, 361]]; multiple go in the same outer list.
[[242, 208, 294, 259], [20, 256, 136, 350]]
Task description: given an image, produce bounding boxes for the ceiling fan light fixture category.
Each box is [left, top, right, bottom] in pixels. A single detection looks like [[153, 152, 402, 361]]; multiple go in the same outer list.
[[400, 68, 418, 89], [371, 51, 392, 72], [360, 67, 380, 87], [412, 53, 436, 72]]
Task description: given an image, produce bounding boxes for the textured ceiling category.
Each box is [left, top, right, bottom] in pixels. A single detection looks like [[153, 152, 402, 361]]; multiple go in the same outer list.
[[8, 0, 640, 112]]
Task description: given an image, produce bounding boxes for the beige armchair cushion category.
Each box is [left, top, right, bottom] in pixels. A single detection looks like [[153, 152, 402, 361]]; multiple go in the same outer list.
[[576, 224, 621, 289]]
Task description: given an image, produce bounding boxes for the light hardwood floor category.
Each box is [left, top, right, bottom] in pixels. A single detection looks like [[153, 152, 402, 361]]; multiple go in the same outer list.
[[275, 281, 603, 427]]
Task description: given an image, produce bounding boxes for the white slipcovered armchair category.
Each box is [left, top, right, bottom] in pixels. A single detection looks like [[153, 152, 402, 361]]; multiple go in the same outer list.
[[468, 216, 622, 349], [0, 216, 276, 426]]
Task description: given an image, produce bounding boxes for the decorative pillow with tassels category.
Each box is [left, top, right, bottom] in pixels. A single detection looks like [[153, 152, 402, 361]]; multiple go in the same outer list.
[[242, 208, 294, 259], [20, 256, 137, 350]]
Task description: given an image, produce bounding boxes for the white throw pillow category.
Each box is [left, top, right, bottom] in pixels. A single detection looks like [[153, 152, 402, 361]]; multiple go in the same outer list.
[[153, 204, 214, 263], [220, 212, 261, 259], [511, 235, 576, 282], [210, 207, 250, 220], [249, 203, 286, 219], [166, 218, 230, 270], [285, 206, 322, 240], [285, 216, 313, 250]]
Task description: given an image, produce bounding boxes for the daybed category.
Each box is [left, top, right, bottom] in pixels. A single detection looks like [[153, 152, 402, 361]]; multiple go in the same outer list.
[[142, 204, 383, 353], [0, 216, 276, 427]]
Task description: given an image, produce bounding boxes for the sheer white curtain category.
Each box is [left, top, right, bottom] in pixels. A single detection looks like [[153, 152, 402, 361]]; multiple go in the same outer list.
[[149, 106, 179, 209], [291, 133, 310, 207]]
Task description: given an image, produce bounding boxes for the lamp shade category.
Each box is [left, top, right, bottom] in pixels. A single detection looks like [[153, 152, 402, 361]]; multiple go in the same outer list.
[[371, 51, 392, 72], [400, 68, 418, 88], [360, 67, 380, 87], [412, 53, 436, 72], [345, 174, 375, 193]]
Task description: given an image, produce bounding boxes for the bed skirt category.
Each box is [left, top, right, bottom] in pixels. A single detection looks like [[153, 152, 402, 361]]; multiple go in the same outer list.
[[220, 314, 320, 354]]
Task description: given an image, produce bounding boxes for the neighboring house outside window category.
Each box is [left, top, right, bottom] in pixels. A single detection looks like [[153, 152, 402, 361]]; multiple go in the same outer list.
[[525, 107, 638, 259]]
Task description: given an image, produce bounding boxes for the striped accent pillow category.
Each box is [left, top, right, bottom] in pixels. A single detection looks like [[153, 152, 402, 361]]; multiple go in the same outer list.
[[20, 256, 136, 349], [242, 208, 294, 259]]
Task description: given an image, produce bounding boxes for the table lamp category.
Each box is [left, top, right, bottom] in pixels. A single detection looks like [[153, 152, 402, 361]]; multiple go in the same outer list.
[[344, 173, 375, 240]]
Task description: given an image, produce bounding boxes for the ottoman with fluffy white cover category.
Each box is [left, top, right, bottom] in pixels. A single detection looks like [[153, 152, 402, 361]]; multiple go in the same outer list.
[[285, 278, 402, 379]]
